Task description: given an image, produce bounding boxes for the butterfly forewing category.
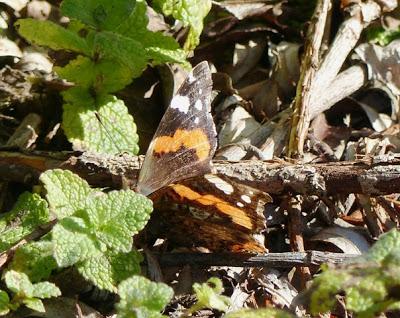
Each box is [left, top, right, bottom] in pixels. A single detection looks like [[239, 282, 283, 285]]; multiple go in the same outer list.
[[137, 62, 217, 196]]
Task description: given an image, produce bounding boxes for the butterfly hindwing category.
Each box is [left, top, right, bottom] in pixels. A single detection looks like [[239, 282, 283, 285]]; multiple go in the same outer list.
[[151, 174, 271, 252], [137, 62, 217, 196]]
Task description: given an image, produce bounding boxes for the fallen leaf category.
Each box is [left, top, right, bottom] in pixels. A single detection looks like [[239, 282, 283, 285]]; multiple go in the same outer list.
[[355, 40, 400, 97], [310, 226, 370, 254], [215, 0, 282, 20]]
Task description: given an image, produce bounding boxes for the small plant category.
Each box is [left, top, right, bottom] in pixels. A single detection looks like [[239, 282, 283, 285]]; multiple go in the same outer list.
[[310, 229, 400, 317], [0, 192, 49, 252], [188, 277, 294, 318], [116, 275, 173, 318], [41, 169, 152, 292], [189, 277, 231, 314], [153, 0, 212, 51], [15, 0, 189, 154], [0, 169, 153, 312], [0, 270, 60, 315]]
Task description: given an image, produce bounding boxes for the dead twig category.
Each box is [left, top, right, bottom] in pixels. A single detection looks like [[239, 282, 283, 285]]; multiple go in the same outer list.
[[288, 196, 311, 288], [155, 251, 359, 268], [288, 0, 330, 158], [3, 151, 400, 197]]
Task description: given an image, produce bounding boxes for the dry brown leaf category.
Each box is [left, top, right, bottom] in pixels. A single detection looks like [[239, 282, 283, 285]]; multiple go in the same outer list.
[[230, 38, 266, 83], [215, 0, 282, 20], [0, 0, 28, 11], [268, 41, 300, 100], [310, 226, 370, 254], [0, 38, 22, 59], [355, 40, 400, 97]]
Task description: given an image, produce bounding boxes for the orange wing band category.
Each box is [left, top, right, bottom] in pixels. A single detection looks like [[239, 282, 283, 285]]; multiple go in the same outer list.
[[170, 184, 253, 230], [153, 129, 211, 160]]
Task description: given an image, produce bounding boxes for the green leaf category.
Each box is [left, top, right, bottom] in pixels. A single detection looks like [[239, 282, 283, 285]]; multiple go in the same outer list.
[[388, 301, 400, 311], [61, 0, 187, 75], [110, 250, 143, 282], [5, 270, 34, 297], [309, 231, 400, 317], [367, 26, 400, 46], [55, 56, 135, 94], [52, 216, 103, 267], [84, 190, 153, 249], [0, 192, 49, 252], [31, 282, 61, 299], [144, 32, 188, 66], [345, 275, 388, 318], [223, 309, 294, 318], [116, 0, 188, 65], [16, 19, 89, 54], [310, 267, 350, 314], [77, 250, 142, 292], [4, 271, 60, 313], [366, 229, 400, 262], [51, 182, 152, 267], [63, 95, 139, 154], [154, 0, 211, 51], [40, 169, 95, 219], [116, 0, 148, 35], [54, 56, 94, 89], [92, 31, 148, 77], [61, 87, 95, 106], [190, 277, 230, 313], [0, 291, 10, 316], [23, 298, 45, 312], [61, 0, 137, 31], [117, 276, 173, 318], [10, 241, 57, 282]]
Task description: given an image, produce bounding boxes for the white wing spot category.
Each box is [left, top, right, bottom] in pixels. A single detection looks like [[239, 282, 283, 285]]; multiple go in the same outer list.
[[195, 99, 202, 110], [241, 195, 251, 203], [170, 95, 191, 113], [194, 117, 199, 124], [188, 72, 196, 83], [237, 202, 244, 208], [204, 174, 234, 195]]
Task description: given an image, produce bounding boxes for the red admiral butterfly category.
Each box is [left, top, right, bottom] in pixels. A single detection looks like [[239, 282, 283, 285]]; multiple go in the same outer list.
[[137, 62, 270, 252]]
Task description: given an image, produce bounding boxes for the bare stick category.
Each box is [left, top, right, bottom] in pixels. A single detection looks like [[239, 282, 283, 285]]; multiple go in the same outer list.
[[3, 151, 400, 197], [288, 196, 311, 287], [6, 113, 41, 149], [156, 251, 359, 267], [288, 0, 330, 157], [309, 64, 367, 120], [357, 194, 382, 238], [313, 0, 395, 94]]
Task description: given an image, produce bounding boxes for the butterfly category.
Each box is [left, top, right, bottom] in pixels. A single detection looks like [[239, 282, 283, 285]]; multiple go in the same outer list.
[[136, 62, 270, 252]]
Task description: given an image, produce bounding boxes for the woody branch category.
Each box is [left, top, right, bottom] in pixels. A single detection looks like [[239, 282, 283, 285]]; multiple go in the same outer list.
[[1, 151, 400, 197]]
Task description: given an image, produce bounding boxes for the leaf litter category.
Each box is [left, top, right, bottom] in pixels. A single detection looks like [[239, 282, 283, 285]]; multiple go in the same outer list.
[[2, 0, 400, 317]]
